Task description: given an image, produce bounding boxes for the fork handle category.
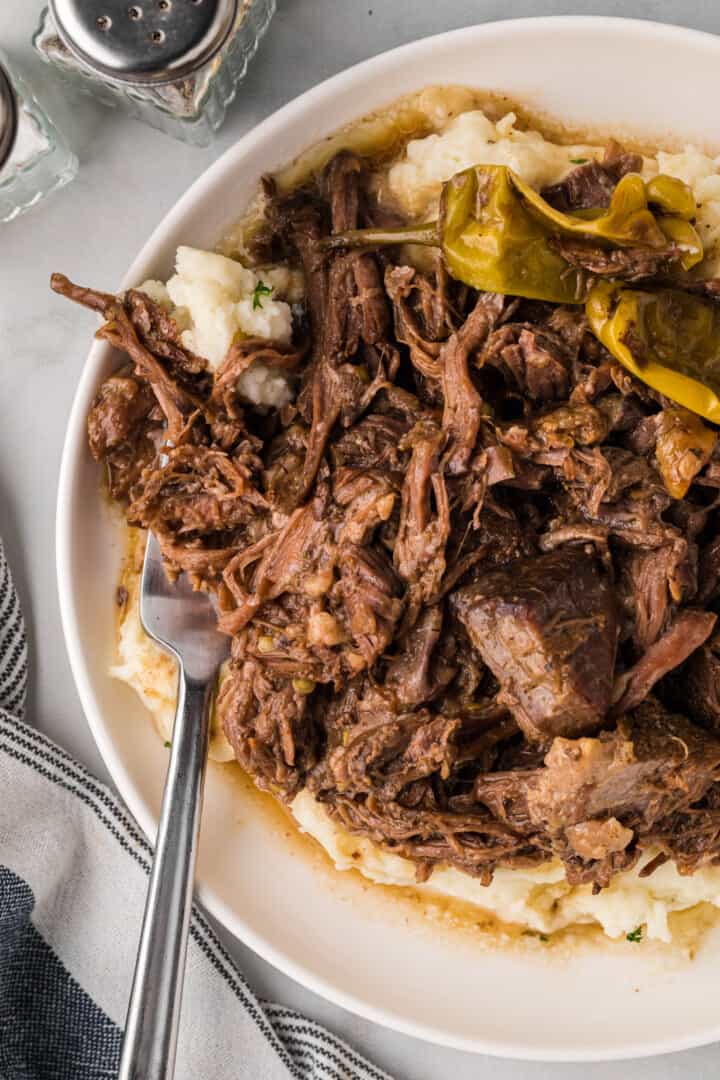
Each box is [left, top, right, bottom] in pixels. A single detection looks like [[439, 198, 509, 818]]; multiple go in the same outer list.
[[119, 668, 213, 1080]]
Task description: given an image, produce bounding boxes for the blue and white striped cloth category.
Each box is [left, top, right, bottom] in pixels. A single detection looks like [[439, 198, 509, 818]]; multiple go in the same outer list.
[[0, 538, 391, 1080]]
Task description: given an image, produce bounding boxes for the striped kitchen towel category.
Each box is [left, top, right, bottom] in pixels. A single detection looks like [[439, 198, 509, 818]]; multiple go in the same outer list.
[[0, 537, 392, 1080]]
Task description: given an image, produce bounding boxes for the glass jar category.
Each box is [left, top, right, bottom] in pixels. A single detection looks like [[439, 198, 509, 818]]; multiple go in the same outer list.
[[0, 52, 77, 223], [33, 0, 275, 147]]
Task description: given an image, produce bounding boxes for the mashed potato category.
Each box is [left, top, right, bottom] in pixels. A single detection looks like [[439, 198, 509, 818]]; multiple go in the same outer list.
[[115, 102, 720, 945], [388, 109, 720, 273], [291, 790, 720, 943], [388, 110, 601, 218], [655, 146, 720, 272], [140, 246, 303, 408]]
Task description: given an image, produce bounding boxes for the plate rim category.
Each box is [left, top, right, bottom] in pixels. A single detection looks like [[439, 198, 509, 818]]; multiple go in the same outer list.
[[56, 15, 720, 1061]]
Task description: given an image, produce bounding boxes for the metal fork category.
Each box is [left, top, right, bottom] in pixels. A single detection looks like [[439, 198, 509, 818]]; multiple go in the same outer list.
[[119, 531, 229, 1080]]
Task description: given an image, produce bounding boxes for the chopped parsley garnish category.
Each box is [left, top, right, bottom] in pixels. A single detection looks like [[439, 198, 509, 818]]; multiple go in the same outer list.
[[252, 279, 273, 310], [626, 926, 643, 943], [164, 740, 172, 749], [570, 157, 589, 165], [538, 934, 549, 943]]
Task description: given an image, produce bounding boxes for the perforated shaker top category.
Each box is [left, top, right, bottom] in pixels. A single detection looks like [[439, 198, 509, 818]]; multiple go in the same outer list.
[[49, 0, 238, 84]]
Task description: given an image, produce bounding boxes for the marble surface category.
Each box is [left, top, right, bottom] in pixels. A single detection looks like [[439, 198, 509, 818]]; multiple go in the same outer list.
[[3, 2, 720, 1076]]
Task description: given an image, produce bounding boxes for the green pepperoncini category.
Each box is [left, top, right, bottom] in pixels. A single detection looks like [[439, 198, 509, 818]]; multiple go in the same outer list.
[[441, 166, 702, 302], [323, 165, 703, 305]]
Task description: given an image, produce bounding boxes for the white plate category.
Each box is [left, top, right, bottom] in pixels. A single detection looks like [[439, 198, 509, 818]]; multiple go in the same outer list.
[[57, 17, 720, 1060]]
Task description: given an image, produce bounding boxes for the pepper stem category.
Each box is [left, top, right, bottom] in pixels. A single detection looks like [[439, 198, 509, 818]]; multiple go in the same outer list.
[[321, 221, 440, 251]]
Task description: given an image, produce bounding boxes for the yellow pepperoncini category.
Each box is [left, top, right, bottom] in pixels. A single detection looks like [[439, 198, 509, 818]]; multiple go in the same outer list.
[[439, 164, 589, 304], [440, 166, 702, 303], [322, 165, 703, 304], [654, 408, 717, 499], [586, 281, 720, 424]]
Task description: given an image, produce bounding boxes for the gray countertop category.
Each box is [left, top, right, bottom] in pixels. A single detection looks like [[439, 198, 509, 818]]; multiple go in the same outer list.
[[3, 2, 720, 1077]]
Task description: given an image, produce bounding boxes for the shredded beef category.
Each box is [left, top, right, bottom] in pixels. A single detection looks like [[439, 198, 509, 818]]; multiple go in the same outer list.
[[480, 321, 573, 402], [475, 697, 720, 882], [550, 237, 683, 283], [441, 291, 504, 474], [56, 141, 720, 894], [295, 152, 397, 499]]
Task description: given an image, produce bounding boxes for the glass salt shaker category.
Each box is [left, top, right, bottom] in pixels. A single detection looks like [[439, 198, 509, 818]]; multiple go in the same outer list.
[[33, 0, 276, 147], [0, 53, 77, 223]]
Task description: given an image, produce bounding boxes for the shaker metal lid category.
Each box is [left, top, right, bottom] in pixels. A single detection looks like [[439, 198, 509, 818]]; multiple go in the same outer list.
[[49, 0, 238, 84], [0, 62, 18, 173]]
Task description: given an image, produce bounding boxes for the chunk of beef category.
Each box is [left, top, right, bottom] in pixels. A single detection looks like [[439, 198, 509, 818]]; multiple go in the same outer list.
[[300, 271, 380, 496], [385, 604, 454, 708], [526, 698, 720, 834], [53, 274, 210, 397], [474, 698, 720, 884], [481, 323, 571, 402], [663, 635, 720, 732], [98, 307, 197, 444], [531, 403, 609, 448], [612, 608, 717, 714], [124, 288, 209, 388], [453, 549, 617, 740], [602, 446, 661, 500], [559, 451, 677, 549], [263, 424, 308, 511], [51, 272, 116, 314], [618, 540, 697, 651], [87, 373, 158, 498], [416, 256, 460, 341], [541, 141, 643, 212], [595, 392, 646, 434], [698, 534, 720, 604], [558, 448, 613, 517], [88, 374, 154, 457], [565, 818, 634, 862], [441, 504, 535, 596], [539, 522, 610, 555]]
